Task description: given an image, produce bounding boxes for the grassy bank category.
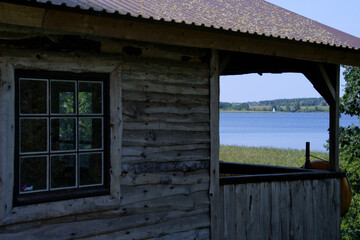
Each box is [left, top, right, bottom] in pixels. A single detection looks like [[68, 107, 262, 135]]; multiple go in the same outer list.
[[220, 145, 329, 167]]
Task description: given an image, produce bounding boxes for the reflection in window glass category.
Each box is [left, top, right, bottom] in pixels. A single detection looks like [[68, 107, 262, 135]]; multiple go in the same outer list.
[[20, 79, 47, 114], [51, 118, 76, 151], [51, 155, 76, 189], [51, 81, 76, 114], [79, 82, 102, 114], [20, 156, 47, 193], [79, 118, 102, 150], [20, 118, 47, 153], [79, 153, 102, 186]]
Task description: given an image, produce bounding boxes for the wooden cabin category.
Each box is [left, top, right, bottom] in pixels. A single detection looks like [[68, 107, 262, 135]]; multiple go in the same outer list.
[[0, 0, 359, 239]]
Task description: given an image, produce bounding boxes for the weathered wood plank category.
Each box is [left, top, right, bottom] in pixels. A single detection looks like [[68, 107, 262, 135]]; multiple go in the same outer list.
[[0, 2, 44, 28], [123, 112, 210, 123], [121, 144, 209, 157], [121, 148, 210, 164], [121, 183, 209, 205], [246, 183, 260, 240], [259, 182, 271, 239], [270, 182, 281, 240], [122, 80, 209, 95], [122, 130, 210, 146], [109, 66, 122, 200], [122, 60, 209, 77], [122, 91, 209, 105], [121, 170, 209, 186], [280, 181, 290, 240], [303, 180, 314, 240], [80, 212, 210, 240], [1, 209, 209, 240], [218, 185, 225, 240], [122, 71, 209, 85], [145, 228, 210, 240], [123, 121, 209, 132], [0, 60, 14, 220], [209, 48, 219, 240], [123, 102, 209, 116], [223, 185, 236, 240], [235, 184, 246, 240], [122, 160, 209, 174]]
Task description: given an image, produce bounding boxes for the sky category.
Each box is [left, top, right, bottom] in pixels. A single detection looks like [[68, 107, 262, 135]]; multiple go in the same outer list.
[[220, 0, 360, 103]]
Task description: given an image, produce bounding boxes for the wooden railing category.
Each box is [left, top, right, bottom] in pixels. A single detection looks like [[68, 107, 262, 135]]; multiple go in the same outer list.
[[219, 162, 344, 240]]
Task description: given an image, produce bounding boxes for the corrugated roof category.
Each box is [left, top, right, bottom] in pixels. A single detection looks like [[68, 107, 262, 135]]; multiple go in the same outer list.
[[14, 0, 360, 50]]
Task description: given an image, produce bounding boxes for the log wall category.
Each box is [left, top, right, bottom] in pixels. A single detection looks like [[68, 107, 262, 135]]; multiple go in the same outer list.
[[0, 33, 211, 239], [219, 178, 341, 240]]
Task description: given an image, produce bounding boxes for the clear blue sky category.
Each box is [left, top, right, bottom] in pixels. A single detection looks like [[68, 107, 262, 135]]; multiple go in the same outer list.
[[220, 0, 360, 103]]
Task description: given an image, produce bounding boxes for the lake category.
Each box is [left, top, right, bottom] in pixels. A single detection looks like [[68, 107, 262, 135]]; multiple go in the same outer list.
[[220, 112, 358, 152]]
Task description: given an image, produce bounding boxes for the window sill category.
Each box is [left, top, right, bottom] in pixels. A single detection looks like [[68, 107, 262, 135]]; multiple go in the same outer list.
[[0, 194, 120, 226]]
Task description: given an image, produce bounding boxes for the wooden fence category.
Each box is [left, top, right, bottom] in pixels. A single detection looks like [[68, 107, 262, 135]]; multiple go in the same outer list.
[[219, 163, 342, 240]]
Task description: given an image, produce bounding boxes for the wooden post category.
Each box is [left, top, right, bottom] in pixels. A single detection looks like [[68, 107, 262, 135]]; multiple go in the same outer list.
[[305, 142, 311, 169], [210, 49, 220, 240], [329, 65, 340, 171]]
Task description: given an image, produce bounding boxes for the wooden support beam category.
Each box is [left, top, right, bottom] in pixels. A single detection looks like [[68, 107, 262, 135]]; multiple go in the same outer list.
[[209, 49, 220, 240], [219, 53, 232, 75], [317, 63, 336, 101], [329, 65, 340, 171], [0, 2, 360, 66]]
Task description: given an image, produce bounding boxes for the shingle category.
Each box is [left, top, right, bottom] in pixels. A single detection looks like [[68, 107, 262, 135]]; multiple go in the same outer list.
[[25, 0, 360, 50]]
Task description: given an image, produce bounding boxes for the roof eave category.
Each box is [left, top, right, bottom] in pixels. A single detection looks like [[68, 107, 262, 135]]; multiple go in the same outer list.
[[0, 1, 360, 66]]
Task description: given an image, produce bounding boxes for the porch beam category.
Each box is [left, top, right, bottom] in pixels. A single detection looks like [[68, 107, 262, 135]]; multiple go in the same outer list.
[[329, 65, 340, 171], [317, 63, 336, 101], [210, 49, 220, 240]]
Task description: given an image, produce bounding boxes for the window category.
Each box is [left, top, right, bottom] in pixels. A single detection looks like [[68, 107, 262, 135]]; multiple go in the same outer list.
[[14, 70, 110, 205]]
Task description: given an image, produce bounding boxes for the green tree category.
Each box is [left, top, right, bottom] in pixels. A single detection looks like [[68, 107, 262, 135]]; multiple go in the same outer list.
[[339, 66, 360, 240], [291, 102, 301, 112]]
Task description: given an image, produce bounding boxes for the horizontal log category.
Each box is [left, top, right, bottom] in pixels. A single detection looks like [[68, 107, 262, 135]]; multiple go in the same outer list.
[[122, 130, 210, 146], [121, 148, 210, 164], [121, 183, 209, 205], [82, 212, 210, 240], [122, 59, 209, 77], [122, 72, 208, 85], [121, 80, 209, 95], [122, 144, 209, 157], [123, 102, 209, 117], [1, 208, 209, 240], [123, 112, 210, 123], [146, 228, 210, 240], [121, 170, 209, 186], [122, 161, 209, 174], [122, 91, 209, 105], [123, 122, 209, 132]]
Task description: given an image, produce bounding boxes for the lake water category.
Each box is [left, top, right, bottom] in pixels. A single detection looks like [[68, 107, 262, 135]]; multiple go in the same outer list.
[[220, 112, 358, 152]]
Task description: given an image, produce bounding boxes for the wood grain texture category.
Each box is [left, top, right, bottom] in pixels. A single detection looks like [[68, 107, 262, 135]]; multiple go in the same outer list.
[[209, 49, 220, 240], [0, 60, 15, 220], [219, 178, 341, 240]]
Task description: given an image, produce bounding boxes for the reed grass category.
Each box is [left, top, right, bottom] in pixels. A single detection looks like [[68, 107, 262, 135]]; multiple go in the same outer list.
[[219, 145, 329, 168]]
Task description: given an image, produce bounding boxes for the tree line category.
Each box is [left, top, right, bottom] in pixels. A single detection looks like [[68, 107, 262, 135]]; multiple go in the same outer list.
[[220, 97, 328, 112]]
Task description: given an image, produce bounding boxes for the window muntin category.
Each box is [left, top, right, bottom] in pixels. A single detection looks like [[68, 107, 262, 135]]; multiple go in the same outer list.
[[15, 71, 109, 205]]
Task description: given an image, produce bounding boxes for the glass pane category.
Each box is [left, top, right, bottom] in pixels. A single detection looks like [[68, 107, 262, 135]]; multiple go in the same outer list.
[[20, 118, 47, 153], [79, 82, 102, 114], [51, 118, 76, 151], [79, 118, 102, 150], [20, 79, 47, 114], [79, 153, 102, 186], [51, 155, 76, 189], [20, 156, 47, 193], [51, 81, 76, 114]]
